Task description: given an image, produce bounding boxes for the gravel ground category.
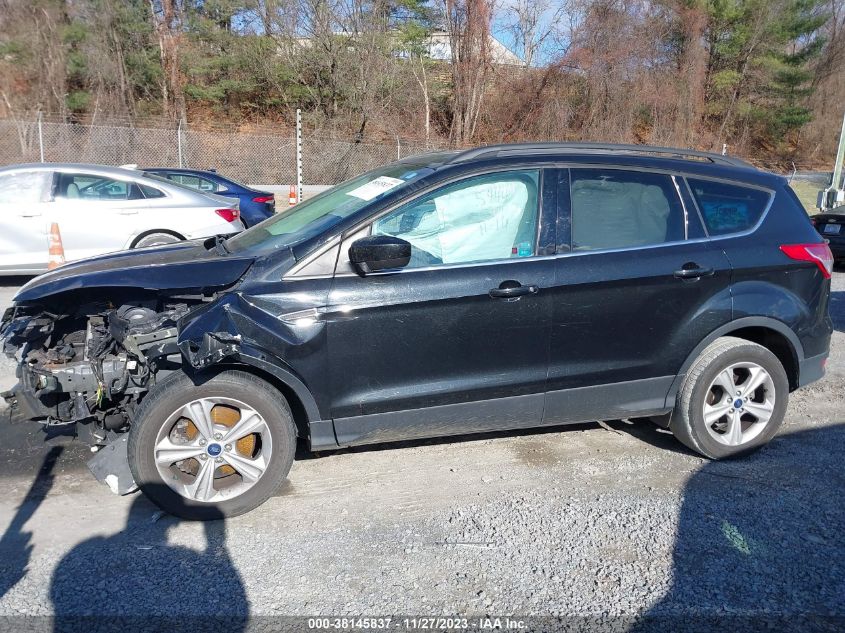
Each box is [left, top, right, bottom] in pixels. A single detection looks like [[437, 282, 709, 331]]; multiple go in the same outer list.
[[0, 271, 842, 632]]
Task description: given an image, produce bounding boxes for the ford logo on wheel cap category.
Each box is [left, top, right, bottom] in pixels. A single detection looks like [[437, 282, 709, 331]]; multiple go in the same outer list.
[[207, 443, 222, 457]]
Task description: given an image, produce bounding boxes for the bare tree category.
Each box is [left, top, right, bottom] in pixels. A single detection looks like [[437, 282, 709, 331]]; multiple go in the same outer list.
[[149, 0, 187, 122], [504, 0, 566, 67], [444, 0, 493, 144]]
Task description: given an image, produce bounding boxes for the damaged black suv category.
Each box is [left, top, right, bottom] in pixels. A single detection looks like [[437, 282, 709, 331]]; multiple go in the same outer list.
[[1, 143, 833, 519]]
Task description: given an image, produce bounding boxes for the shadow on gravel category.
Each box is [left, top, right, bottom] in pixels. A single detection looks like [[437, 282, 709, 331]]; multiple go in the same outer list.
[[48, 490, 248, 633], [0, 446, 62, 600], [634, 423, 845, 632]]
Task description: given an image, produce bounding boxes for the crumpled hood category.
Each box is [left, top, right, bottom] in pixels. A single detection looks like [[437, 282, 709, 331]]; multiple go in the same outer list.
[[15, 240, 255, 303]]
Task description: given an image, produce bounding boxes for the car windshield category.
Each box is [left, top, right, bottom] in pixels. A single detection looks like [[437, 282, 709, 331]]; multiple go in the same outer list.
[[225, 162, 435, 253]]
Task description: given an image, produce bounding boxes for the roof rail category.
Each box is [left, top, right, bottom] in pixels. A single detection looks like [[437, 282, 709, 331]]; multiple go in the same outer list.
[[448, 142, 754, 168]]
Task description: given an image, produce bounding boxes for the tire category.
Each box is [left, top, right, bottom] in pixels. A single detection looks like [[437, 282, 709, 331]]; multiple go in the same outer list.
[[133, 232, 182, 248], [128, 369, 296, 520], [669, 336, 789, 459]]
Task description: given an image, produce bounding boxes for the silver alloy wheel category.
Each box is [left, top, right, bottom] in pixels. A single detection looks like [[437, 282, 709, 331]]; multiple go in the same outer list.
[[702, 361, 776, 446], [135, 232, 180, 248], [153, 397, 273, 503]]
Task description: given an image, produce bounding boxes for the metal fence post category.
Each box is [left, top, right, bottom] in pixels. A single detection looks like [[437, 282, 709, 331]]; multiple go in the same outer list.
[[37, 112, 45, 162], [397, 136, 401, 160], [177, 120, 184, 168], [296, 109, 303, 200]]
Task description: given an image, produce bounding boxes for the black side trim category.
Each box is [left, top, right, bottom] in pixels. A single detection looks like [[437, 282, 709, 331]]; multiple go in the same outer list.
[[542, 376, 674, 426], [333, 393, 544, 447]]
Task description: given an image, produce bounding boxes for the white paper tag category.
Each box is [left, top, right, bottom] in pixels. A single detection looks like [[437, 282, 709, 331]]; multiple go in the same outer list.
[[346, 176, 404, 201]]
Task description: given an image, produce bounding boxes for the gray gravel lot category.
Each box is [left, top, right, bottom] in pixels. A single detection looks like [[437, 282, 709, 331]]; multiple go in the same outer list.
[[0, 271, 843, 631]]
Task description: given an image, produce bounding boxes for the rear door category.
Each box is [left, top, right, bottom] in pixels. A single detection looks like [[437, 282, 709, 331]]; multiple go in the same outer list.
[[543, 166, 732, 424], [327, 168, 556, 446], [48, 172, 147, 260]]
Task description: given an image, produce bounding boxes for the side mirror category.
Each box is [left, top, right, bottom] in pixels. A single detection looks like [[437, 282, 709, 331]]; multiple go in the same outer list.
[[348, 235, 412, 275]]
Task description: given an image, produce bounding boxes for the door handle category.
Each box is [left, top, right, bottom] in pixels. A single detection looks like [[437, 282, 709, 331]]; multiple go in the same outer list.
[[674, 264, 715, 279], [489, 281, 539, 299], [118, 210, 139, 215]]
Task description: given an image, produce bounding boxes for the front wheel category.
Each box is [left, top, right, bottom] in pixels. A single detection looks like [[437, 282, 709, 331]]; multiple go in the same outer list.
[[128, 370, 296, 519], [669, 337, 789, 459]]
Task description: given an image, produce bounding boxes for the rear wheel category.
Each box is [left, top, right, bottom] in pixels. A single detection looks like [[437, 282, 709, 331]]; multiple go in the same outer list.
[[128, 370, 296, 519], [669, 337, 789, 459], [133, 231, 182, 248]]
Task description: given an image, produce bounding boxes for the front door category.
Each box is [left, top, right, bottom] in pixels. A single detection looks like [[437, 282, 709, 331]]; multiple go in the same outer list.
[[0, 169, 53, 274], [327, 169, 555, 446], [543, 167, 732, 424]]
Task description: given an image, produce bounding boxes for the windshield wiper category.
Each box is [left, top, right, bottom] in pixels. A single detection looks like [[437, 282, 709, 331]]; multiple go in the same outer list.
[[214, 234, 230, 255]]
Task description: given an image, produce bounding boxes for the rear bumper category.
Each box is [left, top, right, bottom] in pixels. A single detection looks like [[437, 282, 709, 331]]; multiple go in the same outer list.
[[798, 352, 828, 388]]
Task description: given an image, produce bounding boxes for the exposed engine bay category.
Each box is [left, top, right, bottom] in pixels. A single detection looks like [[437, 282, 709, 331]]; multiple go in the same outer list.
[[1, 298, 201, 446]]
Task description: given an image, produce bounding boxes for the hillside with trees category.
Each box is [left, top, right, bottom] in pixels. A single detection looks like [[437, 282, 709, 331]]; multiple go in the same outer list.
[[0, 0, 843, 166]]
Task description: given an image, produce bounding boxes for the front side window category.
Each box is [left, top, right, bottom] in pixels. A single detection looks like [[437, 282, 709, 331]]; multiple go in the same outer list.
[[570, 169, 685, 251], [0, 171, 51, 204], [371, 170, 540, 269], [687, 178, 771, 236], [55, 173, 143, 201]]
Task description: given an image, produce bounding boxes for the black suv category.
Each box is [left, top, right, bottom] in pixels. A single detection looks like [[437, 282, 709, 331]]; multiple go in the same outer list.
[[1, 143, 833, 519]]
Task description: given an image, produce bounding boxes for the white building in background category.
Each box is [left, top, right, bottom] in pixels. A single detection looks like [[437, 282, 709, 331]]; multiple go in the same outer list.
[[294, 31, 524, 67], [423, 31, 524, 66]]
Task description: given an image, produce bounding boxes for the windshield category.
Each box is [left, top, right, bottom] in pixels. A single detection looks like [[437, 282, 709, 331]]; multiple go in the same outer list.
[[225, 162, 435, 253]]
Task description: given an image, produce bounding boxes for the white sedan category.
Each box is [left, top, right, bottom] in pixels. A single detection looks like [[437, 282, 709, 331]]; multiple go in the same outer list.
[[0, 163, 245, 275]]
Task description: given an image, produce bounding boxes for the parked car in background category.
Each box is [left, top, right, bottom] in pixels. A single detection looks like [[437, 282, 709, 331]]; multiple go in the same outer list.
[[143, 168, 275, 227], [811, 211, 845, 263], [1, 143, 832, 519], [0, 163, 244, 275]]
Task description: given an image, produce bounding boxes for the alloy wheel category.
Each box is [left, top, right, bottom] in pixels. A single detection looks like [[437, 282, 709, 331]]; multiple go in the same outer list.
[[702, 361, 776, 446], [153, 397, 273, 503]]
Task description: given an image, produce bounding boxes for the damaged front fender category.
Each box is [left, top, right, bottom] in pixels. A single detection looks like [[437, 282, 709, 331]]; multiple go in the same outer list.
[[176, 293, 324, 423]]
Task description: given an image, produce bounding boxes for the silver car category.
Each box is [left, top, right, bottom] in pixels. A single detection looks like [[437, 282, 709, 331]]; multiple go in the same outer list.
[[0, 163, 245, 275]]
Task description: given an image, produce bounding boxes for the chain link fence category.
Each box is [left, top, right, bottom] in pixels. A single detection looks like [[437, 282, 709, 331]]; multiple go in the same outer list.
[[0, 117, 443, 186]]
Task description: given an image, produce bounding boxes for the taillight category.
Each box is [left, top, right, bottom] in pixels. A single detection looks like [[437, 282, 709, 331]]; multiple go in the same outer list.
[[215, 208, 240, 223], [253, 195, 274, 204], [780, 243, 833, 279]]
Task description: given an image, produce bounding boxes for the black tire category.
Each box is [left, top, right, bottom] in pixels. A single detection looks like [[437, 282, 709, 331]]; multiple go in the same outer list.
[[128, 369, 296, 520], [669, 336, 789, 459]]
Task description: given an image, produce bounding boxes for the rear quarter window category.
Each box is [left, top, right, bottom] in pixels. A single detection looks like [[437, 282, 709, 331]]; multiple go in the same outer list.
[[687, 178, 771, 236]]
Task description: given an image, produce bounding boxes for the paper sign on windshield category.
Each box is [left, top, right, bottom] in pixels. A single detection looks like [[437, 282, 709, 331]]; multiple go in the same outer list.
[[346, 176, 404, 201]]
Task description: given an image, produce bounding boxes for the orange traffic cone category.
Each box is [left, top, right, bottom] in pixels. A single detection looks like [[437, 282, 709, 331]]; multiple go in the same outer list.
[[48, 222, 65, 270], [288, 185, 298, 206]]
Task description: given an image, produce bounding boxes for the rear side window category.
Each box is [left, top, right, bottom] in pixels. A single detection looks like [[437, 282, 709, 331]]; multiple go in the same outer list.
[[570, 169, 685, 251], [139, 184, 165, 198], [167, 173, 218, 192], [687, 178, 771, 236]]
